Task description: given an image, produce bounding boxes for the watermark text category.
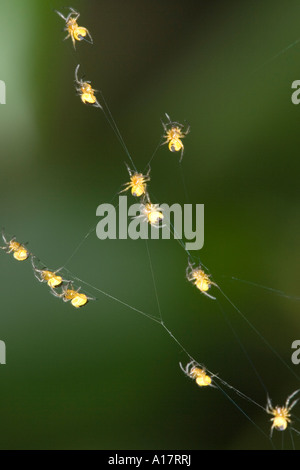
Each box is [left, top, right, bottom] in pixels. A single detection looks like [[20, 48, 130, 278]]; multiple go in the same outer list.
[[0, 340, 6, 364], [291, 340, 300, 365], [0, 80, 6, 104], [96, 196, 204, 251]]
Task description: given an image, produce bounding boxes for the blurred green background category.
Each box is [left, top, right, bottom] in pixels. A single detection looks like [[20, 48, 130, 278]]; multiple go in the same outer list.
[[0, 0, 299, 450]]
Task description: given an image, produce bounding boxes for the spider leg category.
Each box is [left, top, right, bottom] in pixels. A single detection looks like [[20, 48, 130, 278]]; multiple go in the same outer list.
[[55, 10, 67, 21], [288, 397, 300, 412], [265, 395, 274, 414], [30, 256, 45, 273], [92, 99, 103, 109], [32, 268, 44, 283], [161, 121, 168, 134], [119, 184, 132, 194], [68, 8, 80, 20], [86, 294, 96, 301], [143, 192, 151, 204], [124, 162, 133, 177], [3, 232, 16, 248], [286, 389, 300, 408], [65, 10, 79, 23], [290, 427, 300, 435], [179, 144, 184, 162], [152, 221, 165, 229], [145, 165, 151, 178], [1, 229, 9, 245], [80, 30, 93, 45], [74, 64, 81, 84], [50, 285, 64, 298], [164, 113, 171, 123], [53, 267, 68, 280], [185, 360, 196, 373], [184, 124, 191, 135], [186, 259, 194, 277], [71, 34, 76, 49], [203, 291, 216, 301]]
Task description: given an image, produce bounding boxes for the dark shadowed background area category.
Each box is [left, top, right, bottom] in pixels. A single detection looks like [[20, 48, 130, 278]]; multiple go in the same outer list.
[[0, 0, 299, 450]]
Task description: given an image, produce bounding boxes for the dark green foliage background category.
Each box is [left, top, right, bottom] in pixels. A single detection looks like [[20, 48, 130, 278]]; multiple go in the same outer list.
[[0, 0, 299, 449]]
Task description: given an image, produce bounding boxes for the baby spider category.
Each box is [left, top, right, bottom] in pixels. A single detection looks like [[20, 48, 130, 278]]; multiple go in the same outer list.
[[0, 231, 29, 261], [186, 259, 217, 300], [266, 389, 300, 437], [121, 163, 150, 197], [162, 113, 190, 162], [31, 256, 65, 289], [51, 282, 95, 308], [138, 195, 164, 227], [55, 7, 93, 48], [75, 64, 102, 108], [180, 361, 213, 387]]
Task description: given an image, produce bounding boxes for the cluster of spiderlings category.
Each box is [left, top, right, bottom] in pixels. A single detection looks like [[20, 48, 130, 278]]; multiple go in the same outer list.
[[55, 7, 216, 364], [0, 231, 93, 309], [0, 5, 298, 444], [31, 255, 94, 308], [50, 282, 94, 308], [124, 113, 191, 226], [53, 7, 300, 440], [56, 9, 100, 108]]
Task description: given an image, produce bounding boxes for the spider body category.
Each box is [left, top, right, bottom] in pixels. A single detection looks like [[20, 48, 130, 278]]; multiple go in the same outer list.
[[266, 389, 300, 436], [51, 282, 94, 308], [186, 260, 216, 300], [162, 113, 190, 162], [140, 201, 164, 227], [74, 64, 101, 108], [56, 8, 93, 48], [121, 164, 150, 197], [31, 257, 64, 288], [180, 361, 212, 387], [1, 232, 29, 261]]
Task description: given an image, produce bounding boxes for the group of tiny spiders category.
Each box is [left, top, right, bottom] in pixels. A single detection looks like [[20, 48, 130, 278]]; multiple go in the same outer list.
[[3, 220, 297, 437], [1, 6, 295, 442], [56, 9, 190, 161], [74, 65, 189, 161], [120, 163, 218, 298], [181, 360, 300, 437], [0, 231, 93, 308], [120, 163, 164, 228], [56, 9, 190, 238], [0, 9, 213, 310]]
